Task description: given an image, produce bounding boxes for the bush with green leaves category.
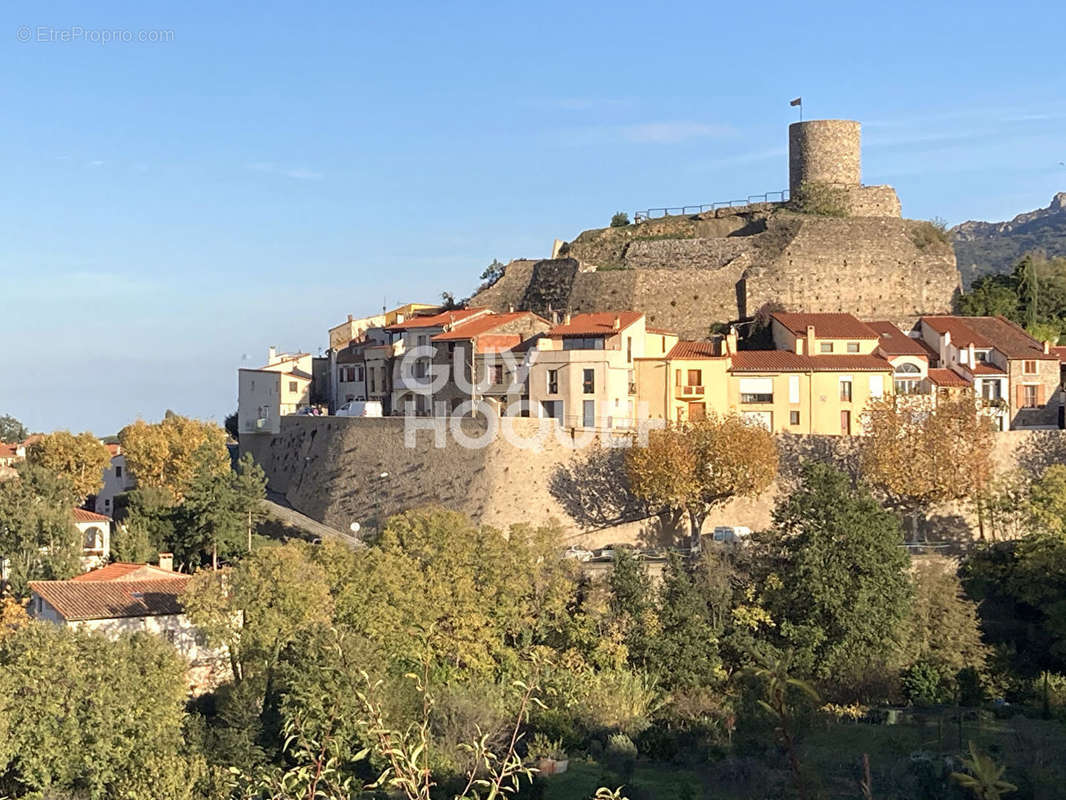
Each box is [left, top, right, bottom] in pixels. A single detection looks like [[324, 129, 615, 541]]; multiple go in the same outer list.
[[901, 659, 956, 706], [610, 212, 630, 228], [790, 182, 848, 217]]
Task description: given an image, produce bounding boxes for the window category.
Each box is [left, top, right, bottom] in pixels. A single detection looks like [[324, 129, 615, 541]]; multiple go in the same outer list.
[[788, 375, 800, 404], [626, 336, 632, 364], [491, 364, 504, 385], [115, 466, 122, 478], [582, 400, 595, 428], [356, 366, 364, 382], [1023, 360, 1038, 375], [83, 527, 102, 550], [1022, 384, 1040, 408], [820, 342, 834, 353], [839, 379, 853, 402], [563, 337, 604, 350], [583, 369, 595, 394], [895, 379, 919, 395], [790, 410, 801, 426], [288, 381, 298, 393], [976, 350, 990, 363], [847, 342, 860, 353], [547, 369, 558, 394], [981, 380, 1001, 401], [686, 369, 701, 387], [675, 369, 682, 387], [739, 377, 773, 404]]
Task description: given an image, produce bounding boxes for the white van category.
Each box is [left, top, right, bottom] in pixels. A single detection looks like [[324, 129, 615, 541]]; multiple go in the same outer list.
[[711, 525, 752, 544], [336, 400, 383, 418]]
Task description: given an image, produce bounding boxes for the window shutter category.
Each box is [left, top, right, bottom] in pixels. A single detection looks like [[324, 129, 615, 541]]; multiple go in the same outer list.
[[1016, 384, 1024, 408], [1038, 384, 1046, 406]]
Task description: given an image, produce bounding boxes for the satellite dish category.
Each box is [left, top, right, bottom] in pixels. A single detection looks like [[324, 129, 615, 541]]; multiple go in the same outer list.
[[349, 522, 361, 533]]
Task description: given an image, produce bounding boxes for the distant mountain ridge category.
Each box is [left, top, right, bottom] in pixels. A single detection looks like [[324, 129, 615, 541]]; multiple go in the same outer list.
[[952, 192, 1066, 287]]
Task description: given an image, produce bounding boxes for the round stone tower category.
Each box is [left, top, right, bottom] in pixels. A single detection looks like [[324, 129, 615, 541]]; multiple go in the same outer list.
[[788, 119, 861, 194]]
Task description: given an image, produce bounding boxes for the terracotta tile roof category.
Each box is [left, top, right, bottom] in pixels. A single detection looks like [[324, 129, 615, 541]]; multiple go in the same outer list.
[[867, 321, 931, 356], [1052, 346, 1066, 364], [646, 327, 676, 335], [473, 334, 523, 354], [927, 368, 970, 387], [73, 508, 112, 524], [730, 351, 893, 372], [962, 316, 1056, 360], [772, 312, 880, 340], [548, 312, 643, 337], [71, 563, 178, 582], [29, 576, 191, 621], [0, 444, 18, 459], [667, 340, 724, 360], [385, 308, 491, 331], [920, 316, 993, 348], [968, 363, 1007, 375], [431, 312, 548, 341]]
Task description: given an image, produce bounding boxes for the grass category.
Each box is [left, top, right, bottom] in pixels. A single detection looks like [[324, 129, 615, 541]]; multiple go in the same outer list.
[[537, 714, 1066, 799]]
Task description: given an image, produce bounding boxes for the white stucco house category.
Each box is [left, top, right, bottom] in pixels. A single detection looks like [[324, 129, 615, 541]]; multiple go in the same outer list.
[[73, 508, 113, 571], [28, 562, 229, 693], [91, 444, 136, 516]]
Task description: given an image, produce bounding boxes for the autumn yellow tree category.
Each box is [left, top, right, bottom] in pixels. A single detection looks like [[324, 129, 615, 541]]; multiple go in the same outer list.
[[861, 394, 996, 541], [626, 413, 779, 545], [118, 414, 230, 501], [25, 431, 110, 501]]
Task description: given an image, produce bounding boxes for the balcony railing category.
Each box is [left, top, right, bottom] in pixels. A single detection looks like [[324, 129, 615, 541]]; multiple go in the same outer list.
[[677, 384, 705, 397], [740, 393, 773, 404]]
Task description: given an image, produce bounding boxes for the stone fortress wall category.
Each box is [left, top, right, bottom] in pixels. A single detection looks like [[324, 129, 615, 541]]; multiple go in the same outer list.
[[244, 416, 1064, 549], [470, 119, 954, 337]]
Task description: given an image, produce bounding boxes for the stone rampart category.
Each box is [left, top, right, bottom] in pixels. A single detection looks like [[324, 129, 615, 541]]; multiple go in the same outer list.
[[242, 419, 1062, 550]]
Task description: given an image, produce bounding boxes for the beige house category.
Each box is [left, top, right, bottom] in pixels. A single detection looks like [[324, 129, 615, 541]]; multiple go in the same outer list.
[[29, 562, 228, 693], [917, 316, 1061, 430], [238, 347, 313, 435], [528, 312, 675, 430], [91, 444, 136, 516], [73, 508, 112, 571]]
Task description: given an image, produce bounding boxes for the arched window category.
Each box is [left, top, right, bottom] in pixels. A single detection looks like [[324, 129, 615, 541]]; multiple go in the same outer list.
[[83, 526, 103, 550], [894, 362, 921, 375]]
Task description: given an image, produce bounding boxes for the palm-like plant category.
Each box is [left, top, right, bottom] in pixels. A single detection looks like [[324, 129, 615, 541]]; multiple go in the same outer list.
[[745, 649, 821, 800], [950, 742, 1017, 800]]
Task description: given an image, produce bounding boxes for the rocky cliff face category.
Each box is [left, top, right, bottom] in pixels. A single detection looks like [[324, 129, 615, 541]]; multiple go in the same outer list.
[[953, 193, 1066, 286], [471, 205, 960, 337]]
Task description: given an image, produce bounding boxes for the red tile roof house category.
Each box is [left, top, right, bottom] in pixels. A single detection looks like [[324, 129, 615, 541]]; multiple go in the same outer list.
[[917, 315, 1062, 430], [429, 311, 552, 416], [29, 562, 230, 694], [385, 308, 495, 415]]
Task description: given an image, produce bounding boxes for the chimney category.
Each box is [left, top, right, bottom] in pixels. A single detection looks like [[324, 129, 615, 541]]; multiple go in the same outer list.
[[564, 312, 572, 325], [347, 314, 353, 323], [613, 315, 621, 331], [725, 327, 738, 355], [968, 342, 976, 367], [508, 303, 515, 313], [1045, 340, 1052, 354], [268, 346, 277, 363], [805, 324, 816, 356], [158, 553, 174, 571]]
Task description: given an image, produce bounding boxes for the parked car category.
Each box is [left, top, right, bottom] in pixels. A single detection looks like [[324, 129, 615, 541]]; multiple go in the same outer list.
[[711, 525, 752, 544], [593, 543, 636, 561], [336, 400, 383, 418], [562, 545, 593, 562]]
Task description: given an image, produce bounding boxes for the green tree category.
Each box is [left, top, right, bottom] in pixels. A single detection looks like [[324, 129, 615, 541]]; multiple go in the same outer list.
[[650, 554, 721, 688], [610, 212, 630, 228], [901, 556, 987, 674], [0, 415, 28, 444], [25, 430, 111, 501], [224, 410, 240, 440], [334, 508, 576, 675], [176, 450, 266, 568], [120, 485, 180, 556], [760, 463, 913, 692], [0, 463, 81, 597], [0, 623, 195, 800], [959, 275, 1020, 319], [479, 258, 506, 289], [606, 549, 656, 670]]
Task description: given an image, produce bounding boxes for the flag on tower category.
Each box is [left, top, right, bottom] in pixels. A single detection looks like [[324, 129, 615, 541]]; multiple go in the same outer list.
[[790, 97, 802, 107]]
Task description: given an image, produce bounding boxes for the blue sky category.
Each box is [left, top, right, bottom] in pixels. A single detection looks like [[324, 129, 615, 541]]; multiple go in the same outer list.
[[2, 0, 1065, 435]]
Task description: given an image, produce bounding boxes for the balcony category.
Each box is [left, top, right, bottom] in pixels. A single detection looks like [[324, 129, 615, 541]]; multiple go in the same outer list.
[[677, 384, 705, 398], [740, 393, 773, 404]]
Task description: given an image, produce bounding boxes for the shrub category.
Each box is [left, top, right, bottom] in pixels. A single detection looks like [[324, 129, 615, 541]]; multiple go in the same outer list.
[[603, 733, 638, 776], [902, 660, 956, 706], [610, 212, 631, 228], [910, 217, 952, 249], [790, 182, 848, 217], [570, 669, 663, 737]]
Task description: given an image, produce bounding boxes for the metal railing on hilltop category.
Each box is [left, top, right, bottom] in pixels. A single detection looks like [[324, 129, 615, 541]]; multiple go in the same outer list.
[[633, 189, 791, 223]]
